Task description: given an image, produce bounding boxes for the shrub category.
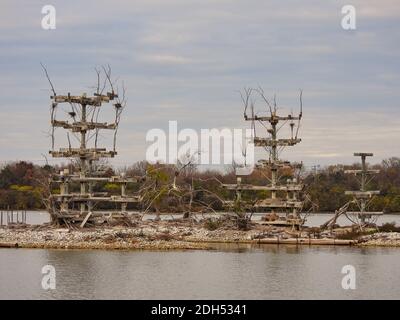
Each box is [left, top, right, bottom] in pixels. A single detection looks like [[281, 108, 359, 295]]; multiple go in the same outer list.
[[336, 229, 376, 240], [379, 222, 400, 232], [154, 233, 174, 241], [203, 218, 222, 231]]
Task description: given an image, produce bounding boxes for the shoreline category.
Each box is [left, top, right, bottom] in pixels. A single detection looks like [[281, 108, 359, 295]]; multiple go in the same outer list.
[[8, 209, 400, 214], [1, 221, 400, 250], [0, 237, 356, 250]]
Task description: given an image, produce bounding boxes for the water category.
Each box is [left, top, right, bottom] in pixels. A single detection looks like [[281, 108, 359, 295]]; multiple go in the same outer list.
[[1, 212, 400, 299], [7, 211, 400, 227], [304, 213, 400, 227], [0, 245, 399, 299], [0, 211, 50, 226]]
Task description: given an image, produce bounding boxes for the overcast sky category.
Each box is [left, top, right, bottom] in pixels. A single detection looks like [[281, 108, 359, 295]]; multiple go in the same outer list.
[[0, 0, 399, 169]]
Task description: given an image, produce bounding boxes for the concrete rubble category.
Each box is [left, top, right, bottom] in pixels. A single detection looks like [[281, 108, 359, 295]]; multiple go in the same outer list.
[[1, 220, 399, 250]]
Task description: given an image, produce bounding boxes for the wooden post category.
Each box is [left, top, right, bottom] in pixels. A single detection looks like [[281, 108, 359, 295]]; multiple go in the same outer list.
[[121, 183, 127, 213]]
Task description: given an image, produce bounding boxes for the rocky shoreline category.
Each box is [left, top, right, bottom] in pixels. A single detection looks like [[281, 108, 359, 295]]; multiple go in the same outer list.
[[358, 232, 400, 247], [1, 220, 400, 250]]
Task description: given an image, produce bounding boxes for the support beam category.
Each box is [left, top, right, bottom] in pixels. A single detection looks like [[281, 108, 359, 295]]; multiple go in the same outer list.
[[80, 211, 92, 228]]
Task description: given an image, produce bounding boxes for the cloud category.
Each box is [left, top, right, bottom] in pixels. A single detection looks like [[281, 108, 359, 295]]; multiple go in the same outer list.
[[139, 54, 193, 65], [0, 0, 399, 168]]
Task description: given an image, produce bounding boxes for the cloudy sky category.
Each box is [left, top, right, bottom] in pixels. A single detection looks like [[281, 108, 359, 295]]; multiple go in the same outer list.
[[0, 0, 399, 169]]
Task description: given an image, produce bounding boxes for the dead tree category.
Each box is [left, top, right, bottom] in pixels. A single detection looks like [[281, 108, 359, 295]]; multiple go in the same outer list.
[[138, 152, 223, 222]]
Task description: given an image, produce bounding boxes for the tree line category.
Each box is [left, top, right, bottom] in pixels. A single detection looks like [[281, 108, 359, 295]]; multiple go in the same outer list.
[[1, 158, 400, 213]]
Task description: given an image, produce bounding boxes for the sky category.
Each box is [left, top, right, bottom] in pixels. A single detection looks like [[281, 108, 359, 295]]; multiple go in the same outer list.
[[0, 0, 399, 170]]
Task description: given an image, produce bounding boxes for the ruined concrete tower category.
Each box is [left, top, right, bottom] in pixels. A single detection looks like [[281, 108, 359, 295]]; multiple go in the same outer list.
[[223, 88, 305, 227], [344, 153, 382, 225], [46, 67, 141, 227]]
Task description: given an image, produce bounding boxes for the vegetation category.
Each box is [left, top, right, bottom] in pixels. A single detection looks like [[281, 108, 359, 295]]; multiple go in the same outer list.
[[2, 157, 400, 213], [304, 157, 400, 213], [336, 229, 376, 240], [379, 222, 400, 232], [203, 218, 223, 231], [0, 161, 52, 210]]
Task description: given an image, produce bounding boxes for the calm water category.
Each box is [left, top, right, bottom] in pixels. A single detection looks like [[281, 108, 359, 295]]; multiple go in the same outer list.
[[0, 245, 399, 299], [4, 211, 400, 227], [1, 212, 400, 299], [0, 211, 49, 226]]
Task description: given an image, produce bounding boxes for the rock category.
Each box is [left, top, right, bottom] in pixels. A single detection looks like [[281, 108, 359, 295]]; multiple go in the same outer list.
[[54, 228, 70, 233]]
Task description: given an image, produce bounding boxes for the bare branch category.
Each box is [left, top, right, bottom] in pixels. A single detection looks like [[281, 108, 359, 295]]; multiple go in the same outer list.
[[295, 89, 303, 139], [40, 63, 56, 96]]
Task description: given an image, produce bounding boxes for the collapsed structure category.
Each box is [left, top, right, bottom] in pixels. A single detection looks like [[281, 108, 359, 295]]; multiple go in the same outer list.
[[46, 67, 142, 227], [322, 152, 382, 229], [41, 67, 383, 231], [222, 88, 305, 228], [345, 153, 383, 224]]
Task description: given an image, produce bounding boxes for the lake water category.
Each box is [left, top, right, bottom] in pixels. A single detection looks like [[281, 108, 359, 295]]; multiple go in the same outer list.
[[0, 245, 399, 299], [2, 211, 400, 227], [1, 211, 400, 299]]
